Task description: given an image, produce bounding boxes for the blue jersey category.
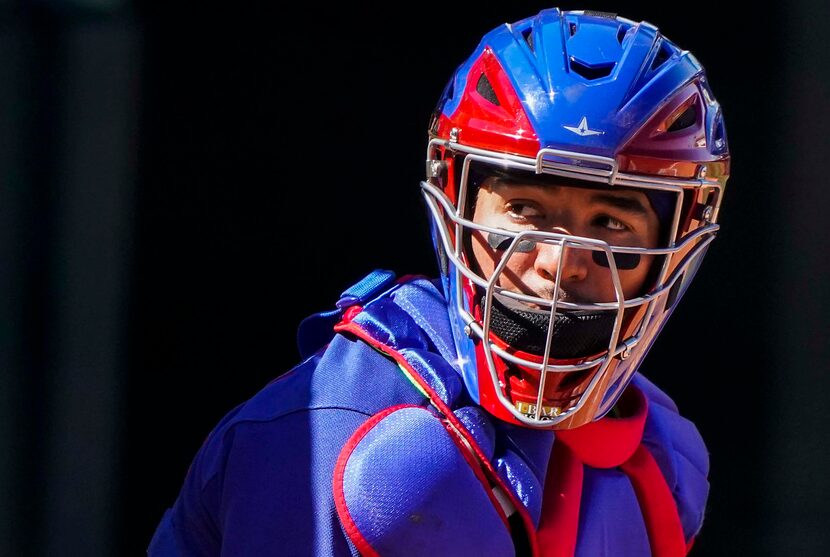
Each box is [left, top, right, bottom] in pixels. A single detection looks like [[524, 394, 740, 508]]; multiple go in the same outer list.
[[149, 274, 708, 556]]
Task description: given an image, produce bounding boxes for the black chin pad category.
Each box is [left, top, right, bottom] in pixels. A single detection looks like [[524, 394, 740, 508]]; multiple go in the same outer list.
[[592, 250, 641, 270], [486, 295, 616, 358]]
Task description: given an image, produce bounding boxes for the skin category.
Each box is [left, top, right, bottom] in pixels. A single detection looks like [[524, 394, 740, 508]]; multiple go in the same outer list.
[[470, 176, 661, 305]]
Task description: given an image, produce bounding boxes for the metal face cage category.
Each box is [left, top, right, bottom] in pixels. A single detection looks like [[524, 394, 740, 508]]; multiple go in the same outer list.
[[422, 137, 721, 427]]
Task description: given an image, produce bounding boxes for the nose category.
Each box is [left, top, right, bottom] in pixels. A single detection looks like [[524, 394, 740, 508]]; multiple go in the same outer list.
[[533, 237, 589, 285]]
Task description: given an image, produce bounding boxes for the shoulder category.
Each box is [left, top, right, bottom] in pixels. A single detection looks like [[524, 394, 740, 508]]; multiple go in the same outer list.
[[196, 333, 432, 486]]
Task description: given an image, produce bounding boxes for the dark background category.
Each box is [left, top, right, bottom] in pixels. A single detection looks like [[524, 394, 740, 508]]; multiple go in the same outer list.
[[2, 0, 829, 555]]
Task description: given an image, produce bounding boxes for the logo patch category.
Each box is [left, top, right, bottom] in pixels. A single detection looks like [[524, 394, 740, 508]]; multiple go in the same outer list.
[[564, 116, 604, 137]]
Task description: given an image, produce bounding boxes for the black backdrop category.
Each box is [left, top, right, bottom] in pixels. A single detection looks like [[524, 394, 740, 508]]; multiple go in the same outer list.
[[3, 0, 829, 555]]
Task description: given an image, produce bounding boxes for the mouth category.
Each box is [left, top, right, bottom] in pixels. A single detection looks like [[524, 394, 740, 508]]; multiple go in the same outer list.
[[495, 286, 571, 310]]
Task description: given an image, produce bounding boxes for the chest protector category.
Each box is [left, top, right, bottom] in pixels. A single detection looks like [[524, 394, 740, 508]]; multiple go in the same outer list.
[[300, 270, 708, 557]]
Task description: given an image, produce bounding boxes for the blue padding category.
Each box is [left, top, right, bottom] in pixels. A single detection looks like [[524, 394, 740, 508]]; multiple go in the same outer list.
[[576, 468, 651, 557], [341, 406, 514, 557], [495, 449, 544, 527], [452, 406, 497, 461]]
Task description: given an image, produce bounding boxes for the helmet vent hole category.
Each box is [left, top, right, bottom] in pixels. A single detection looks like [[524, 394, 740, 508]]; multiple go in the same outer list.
[[667, 105, 697, 132], [475, 74, 500, 106], [569, 58, 614, 80], [616, 24, 631, 44], [651, 43, 672, 71], [569, 22, 577, 36], [521, 27, 535, 52]]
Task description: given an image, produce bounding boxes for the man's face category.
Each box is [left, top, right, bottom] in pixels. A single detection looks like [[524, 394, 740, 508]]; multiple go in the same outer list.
[[470, 177, 661, 304]]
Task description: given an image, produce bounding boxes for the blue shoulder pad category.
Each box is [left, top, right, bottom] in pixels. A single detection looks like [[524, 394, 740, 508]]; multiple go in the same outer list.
[[334, 405, 514, 556]]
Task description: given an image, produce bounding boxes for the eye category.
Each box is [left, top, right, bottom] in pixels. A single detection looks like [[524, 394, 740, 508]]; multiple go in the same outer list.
[[594, 214, 629, 232], [506, 201, 543, 219]]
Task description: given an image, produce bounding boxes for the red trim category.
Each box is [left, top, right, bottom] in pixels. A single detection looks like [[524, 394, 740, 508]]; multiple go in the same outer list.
[[619, 444, 688, 557], [341, 305, 363, 322], [334, 318, 540, 556], [555, 385, 648, 469], [332, 404, 420, 557], [536, 441, 584, 557]]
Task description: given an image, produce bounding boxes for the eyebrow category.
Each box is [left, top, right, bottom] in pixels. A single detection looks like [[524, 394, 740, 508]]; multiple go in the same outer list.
[[491, 179, 653, 217], [589, 192, 652, 216]]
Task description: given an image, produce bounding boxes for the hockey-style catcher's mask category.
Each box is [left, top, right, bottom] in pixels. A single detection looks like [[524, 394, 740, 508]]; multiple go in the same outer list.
[[421, 8, 729, 429], [423, 146, 723, 429]]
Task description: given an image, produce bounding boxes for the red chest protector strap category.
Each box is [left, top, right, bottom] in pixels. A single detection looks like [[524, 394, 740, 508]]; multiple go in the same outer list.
[[620, 445, 689, 556], [536, 441, 583, 557], [537, 386, 689, 557]]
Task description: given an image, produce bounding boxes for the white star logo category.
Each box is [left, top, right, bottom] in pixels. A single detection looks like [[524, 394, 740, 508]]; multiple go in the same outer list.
[[563, 116, 604, 137]]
